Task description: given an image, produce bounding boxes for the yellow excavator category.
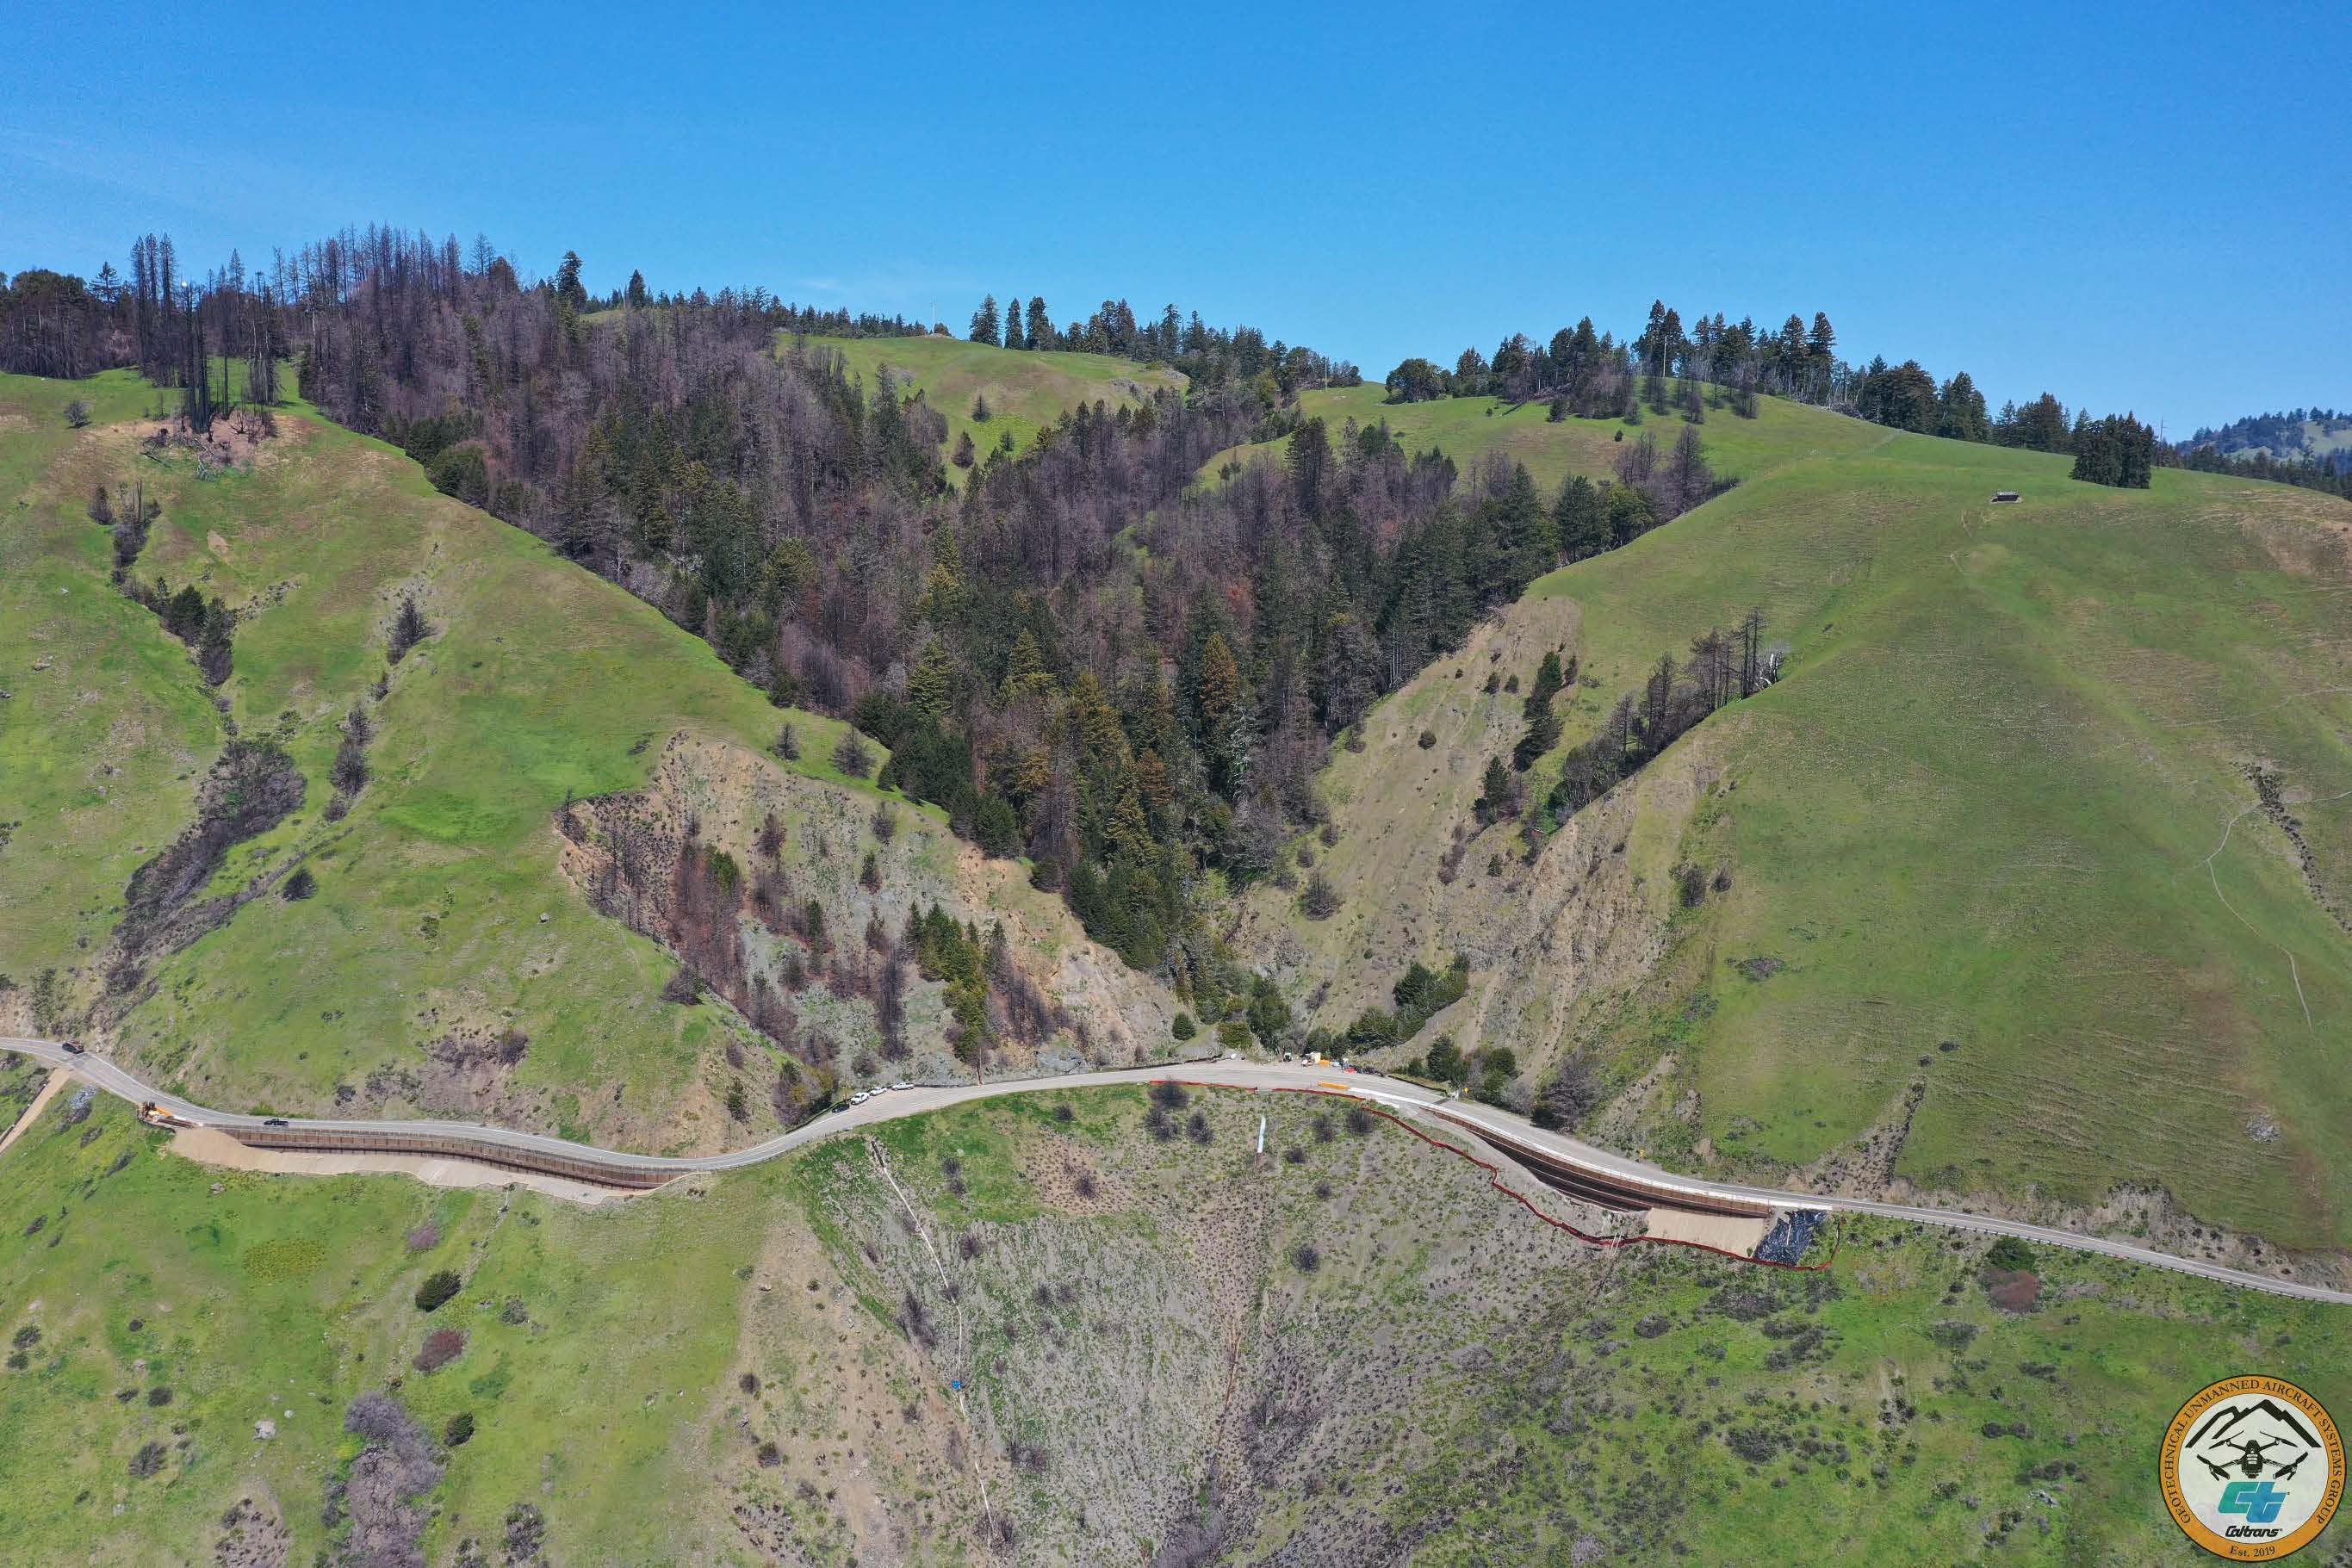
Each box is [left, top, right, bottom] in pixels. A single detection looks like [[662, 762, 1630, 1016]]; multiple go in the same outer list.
[[139, 1102, 190, 1129]]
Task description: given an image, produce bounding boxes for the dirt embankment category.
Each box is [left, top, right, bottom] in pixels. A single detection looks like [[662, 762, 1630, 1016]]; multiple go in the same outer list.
[[555, 733, 1177, 1094], [165, 1125, 624, 1207], [0, 1069, 66, 1158]]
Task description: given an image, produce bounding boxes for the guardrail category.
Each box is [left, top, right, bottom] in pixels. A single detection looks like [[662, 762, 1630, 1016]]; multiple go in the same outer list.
[[228, 1126, 678, 1189], [1424, 1106, 1776, 1218]]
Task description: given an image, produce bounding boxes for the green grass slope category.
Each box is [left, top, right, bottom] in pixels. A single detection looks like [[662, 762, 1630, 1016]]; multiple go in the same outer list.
[[1242, 415, 2352, 1256], [789, 332, 1183, 477], [1, 373, 221, 991], [0, 371, 1166, 1152], [1203, 382, 1890, 493], [2, 1084, 2344, 1565]]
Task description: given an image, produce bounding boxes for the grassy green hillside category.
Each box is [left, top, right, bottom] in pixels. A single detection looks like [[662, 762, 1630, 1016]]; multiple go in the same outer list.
[[1236, 406, 2352, 1256], [0, 371, 1168, 1150], [788, 333, 1183, 477], [1202, 381, 1889, 493], [3, 1083, 2344, 1565]]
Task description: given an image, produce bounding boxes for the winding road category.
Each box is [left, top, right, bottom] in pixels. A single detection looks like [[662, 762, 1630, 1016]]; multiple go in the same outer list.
[[4, 1035, 2347, 1305]]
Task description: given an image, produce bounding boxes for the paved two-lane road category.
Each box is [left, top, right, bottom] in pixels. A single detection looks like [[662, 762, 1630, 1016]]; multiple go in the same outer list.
[[4, 1036, 2346, 1304]]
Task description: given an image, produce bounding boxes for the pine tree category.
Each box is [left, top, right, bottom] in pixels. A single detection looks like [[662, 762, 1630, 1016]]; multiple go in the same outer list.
[[1002, 294, 1024, 349], [1026, 295, 1052, 351], [908, 640, 956, 722], [1553, 476, 1608, 561], [555, 251, 588, 312], [625, 269, 649, 309], [967, 294, 999, 344], [1193, 632, 1246, 796]]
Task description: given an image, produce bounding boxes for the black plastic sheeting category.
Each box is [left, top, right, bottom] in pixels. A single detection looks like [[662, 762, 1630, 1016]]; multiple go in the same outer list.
[[1753, 1208, 1828, 1265]]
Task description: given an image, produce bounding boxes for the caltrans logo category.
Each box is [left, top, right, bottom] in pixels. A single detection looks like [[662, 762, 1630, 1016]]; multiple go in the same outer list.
[[2161, 1375, 2343, 1559]]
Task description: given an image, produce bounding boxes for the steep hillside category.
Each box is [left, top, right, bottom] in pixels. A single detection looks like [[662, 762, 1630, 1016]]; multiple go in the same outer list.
[[0, 372, 1175, 1150], [788, 333, 1184, 477], [3, 1083, 2345, 1565], [1232, 421, 2352, 1255]]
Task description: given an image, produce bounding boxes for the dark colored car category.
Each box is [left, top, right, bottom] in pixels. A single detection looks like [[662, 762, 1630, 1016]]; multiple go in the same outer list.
[[262, 1117, 289, 1127], [59, 1041, 84, 1055]]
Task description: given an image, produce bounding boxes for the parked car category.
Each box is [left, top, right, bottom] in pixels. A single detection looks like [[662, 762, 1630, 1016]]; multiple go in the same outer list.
[[262, 1117, 289, 1127], [832, 1101, 852, 1114], [59, 1041, 84, 1055], [851, 1090, 870, 1105], [891, 1081, 912, 1092]]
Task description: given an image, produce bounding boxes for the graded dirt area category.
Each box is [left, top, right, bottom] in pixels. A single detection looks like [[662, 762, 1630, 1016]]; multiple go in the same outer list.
[[0, 1069, 65, 1157], [1641, 1205, 1770, 1254], [167, 1125, 624, 1205]]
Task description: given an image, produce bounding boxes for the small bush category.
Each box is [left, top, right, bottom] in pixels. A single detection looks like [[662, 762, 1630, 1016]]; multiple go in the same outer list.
[[1985, 1236, 2034, 1273], [413, 1269, 462, 1312], [280, 867, 318, 902], [64, 399, 91, 429], [444, 1410, 475, 1447], [10, 1325, 39, 1350], [387, 596, 430, 662], [1299, 872, 1342, 920], [1150, 1080, 1190, 1110], [1292, 1243, 1321, 1274], [1417, 728, 1437, 749], [660, 969, 704, 1005], [1171, 1012, 1195, 1040], [739, 1372, 760, 1395], [831, 729, 874, 779], [128, 1441, 167, 1478], [1345, 1105, 1375, 1136], [414, 1327, 467, 1372], [146, 1385, 172, 1406], [773, 722, 800, 761]]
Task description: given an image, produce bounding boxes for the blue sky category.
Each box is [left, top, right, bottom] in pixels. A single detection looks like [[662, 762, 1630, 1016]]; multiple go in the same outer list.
[[5, 1, 2343, 435]]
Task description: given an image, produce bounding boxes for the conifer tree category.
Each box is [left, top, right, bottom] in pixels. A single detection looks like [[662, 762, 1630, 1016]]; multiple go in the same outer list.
[[967, 294, 999, 344]]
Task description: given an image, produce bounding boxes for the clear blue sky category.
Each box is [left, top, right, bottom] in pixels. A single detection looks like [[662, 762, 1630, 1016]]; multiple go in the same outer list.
[[6, 0, 2343, 435]]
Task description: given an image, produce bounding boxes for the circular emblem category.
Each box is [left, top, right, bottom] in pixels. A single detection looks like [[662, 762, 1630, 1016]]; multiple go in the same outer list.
[[2161, 1375, 2343, 1559]]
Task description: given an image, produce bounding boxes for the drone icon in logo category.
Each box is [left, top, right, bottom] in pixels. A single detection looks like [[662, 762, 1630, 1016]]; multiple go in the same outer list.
[[2192, 1432, 2315, 1486]]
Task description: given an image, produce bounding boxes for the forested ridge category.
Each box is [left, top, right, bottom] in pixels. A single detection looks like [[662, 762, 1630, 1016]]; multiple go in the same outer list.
[[0, 230, 1643, 990], [0, 226, 2286, 989], [1388, 299, 2175, 489]]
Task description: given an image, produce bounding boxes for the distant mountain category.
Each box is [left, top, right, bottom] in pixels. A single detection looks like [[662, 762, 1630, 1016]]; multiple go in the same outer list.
[[2181, 406, 2352, 462]]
